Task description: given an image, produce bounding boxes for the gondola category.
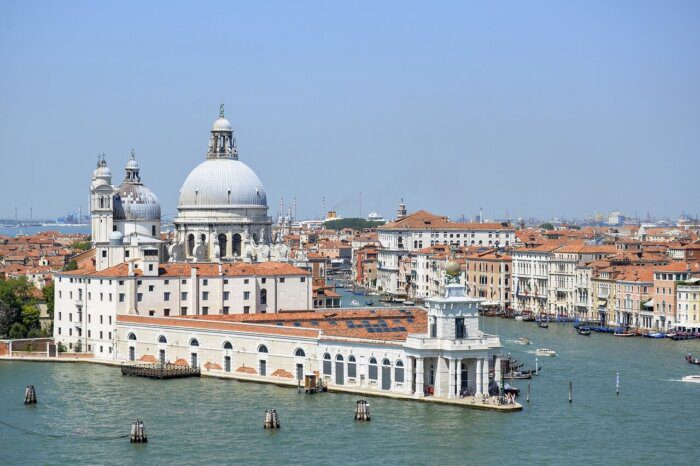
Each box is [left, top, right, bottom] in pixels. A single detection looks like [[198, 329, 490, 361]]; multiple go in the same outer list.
[[537, 321, 549, 329], [505, 371, 532, 380], [686, 353, 700, 365], [577, 327, 592, 336]]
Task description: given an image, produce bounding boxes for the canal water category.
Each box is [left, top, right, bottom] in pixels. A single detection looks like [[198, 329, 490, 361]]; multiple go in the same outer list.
[[1, 318, 699, 465]]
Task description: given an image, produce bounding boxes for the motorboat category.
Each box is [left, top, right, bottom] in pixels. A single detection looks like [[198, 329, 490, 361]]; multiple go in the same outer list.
[[402, 301, 415, 306], [613, 331, 635, 337], [365, 300, 374, 307], [515, 315, 523, 321], [577, 327, 592, 336], [505, 371, 532, 380], [535, 348, 557, 357], [644, 332, 666, 338], [681, 375, 700, 383], [350, 299, 360, 306], [514, 337, 531, 345]]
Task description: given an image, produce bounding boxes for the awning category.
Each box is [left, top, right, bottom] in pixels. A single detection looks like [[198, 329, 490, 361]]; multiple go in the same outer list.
[[480, 300, 499, 306], [643, 299, 654, 307]]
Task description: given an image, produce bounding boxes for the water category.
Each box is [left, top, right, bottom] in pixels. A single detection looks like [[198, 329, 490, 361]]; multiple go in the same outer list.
[[1, 319, 699, 465], [0, 225, 91, 237]]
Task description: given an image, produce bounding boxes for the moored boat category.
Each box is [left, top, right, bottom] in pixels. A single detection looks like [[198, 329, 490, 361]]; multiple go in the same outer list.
[[535, 348, 556, 357], [577, 327, 592, 336], [614, 331, 635, 337], [644, 332, 666, 338]]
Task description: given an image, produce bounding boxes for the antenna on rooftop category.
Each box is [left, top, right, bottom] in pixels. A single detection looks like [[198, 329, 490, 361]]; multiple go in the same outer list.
[[359, 191, 362, 219]]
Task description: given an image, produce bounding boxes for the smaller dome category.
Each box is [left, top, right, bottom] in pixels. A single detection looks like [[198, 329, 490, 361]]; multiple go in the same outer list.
[[445, 260, 461, 277], [126, 158, 139, 170], [109, 230, 124, 246], [212, 116, 232, 132], [114, 184, 161, 221], [94, 165, 112, 178]]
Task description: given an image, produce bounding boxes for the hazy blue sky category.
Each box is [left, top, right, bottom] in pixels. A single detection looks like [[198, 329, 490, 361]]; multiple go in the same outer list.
[[1, 1, 698, 222]]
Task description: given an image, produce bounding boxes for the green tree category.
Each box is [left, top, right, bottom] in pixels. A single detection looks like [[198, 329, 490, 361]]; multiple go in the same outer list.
[[539, 223, 554, 230], [71, 241, 92, 251], [43, 282, 54, 332], [21, 304, 41, 331], [74, 339, 82, 353], [0, 277, 33, 337], [27, 328, 44, 338], [57, 342, 67, 353], [8, 322, 27, 339], [62, 260, 78, 271]]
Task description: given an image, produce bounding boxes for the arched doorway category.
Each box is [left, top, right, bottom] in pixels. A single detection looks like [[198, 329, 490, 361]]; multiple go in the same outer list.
[[232, 233, 242, 256], [187, 234, 195, 256], [218, 233, 227, 258], [335, 354, 344, 385], [381, 358, 391, 390]]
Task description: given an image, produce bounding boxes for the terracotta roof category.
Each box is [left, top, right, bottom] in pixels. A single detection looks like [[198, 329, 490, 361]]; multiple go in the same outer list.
[[181, 307, 427, 342], [61, 261, 311, 278], [380, 210, 513, 231]]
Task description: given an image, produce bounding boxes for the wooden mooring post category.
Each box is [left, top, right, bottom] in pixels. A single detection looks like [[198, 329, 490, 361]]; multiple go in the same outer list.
[[568, 381, 573, 403], [616, 372, 620, 395], [354, 400, 371, 421], [24, 385, 37, 405], [263, 409, 280, 429], [526, 382, 530, 403], [130, 420, 147, 443]]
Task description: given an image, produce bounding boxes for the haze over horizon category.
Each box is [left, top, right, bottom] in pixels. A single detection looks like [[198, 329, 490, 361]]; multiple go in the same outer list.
[[1, 1, 698, 222]]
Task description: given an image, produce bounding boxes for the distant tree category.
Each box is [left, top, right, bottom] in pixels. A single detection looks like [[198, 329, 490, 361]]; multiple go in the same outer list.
[[74, 339, 82, 353], [62, 260, 78, 271], [8, 322, 27, 339], [0, 278, 32, 337], [27, 328, 43, 338], [70, 241, 92, 251], [324, 218, 384, 231], [539, 223, 554, 230], [57, 342, 67, 353]]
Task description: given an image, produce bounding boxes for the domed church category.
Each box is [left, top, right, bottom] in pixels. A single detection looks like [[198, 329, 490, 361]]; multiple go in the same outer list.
[[90, 151, 163, 271], [170, 105, 275, 262]]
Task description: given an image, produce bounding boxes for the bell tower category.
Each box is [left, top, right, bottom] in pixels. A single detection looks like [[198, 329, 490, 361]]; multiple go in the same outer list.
[[207, 104, 238, 160], [90, 155, 115, 245]]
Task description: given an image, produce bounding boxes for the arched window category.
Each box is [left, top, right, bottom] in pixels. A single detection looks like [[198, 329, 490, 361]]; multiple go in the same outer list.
[[223, 341, 233, 350], [260, 289, 267, 305], [200, 234, 206, 244], [218, 233, 227, 258], [368, 357, 378, 380], [127, 332, 137, 341], [347, 355, 357, 378], [336, 354, 344, 361], [157, 335, 167, 344], [323, 352, 332, 375], [382, 358, 391, 367], [395, 360, 405, 383], [189, 338, 199, 347], [294, 348, 305, 357], [258, 344, 268, 353], [187, 234, 195, 256], [232, 233, 242, 256]]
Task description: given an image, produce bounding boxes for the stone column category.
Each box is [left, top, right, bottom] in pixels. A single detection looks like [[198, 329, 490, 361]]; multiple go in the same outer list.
[[456, 358, 462, 397], [406, 357, 414, 394], [494, 356, 502, 393], [416, 357, 424, 397], [448, 358, 456, 398], [475, 358, 483, 395], [481, 358, 490, 395]]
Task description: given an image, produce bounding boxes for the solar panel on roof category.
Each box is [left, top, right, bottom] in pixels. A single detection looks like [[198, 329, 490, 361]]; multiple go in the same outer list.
[[293, 322, 301, 327], [367, 328, 376, 333], [329, 320, 337, 325], [276, 322, 283, 326], [392, 319, 401, 323], [311, 320, 319, 326], [407, 318, 414, 323]]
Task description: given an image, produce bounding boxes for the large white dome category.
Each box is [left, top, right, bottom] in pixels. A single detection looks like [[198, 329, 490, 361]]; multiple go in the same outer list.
[[178, 158, 268, 209]]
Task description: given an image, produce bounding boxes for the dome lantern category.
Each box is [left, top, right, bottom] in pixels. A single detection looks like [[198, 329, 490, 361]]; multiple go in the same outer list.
[[207, 104, 238, 160]]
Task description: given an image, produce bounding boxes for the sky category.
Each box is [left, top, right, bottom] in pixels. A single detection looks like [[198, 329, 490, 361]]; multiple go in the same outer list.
[[0, 0, 699, 222]]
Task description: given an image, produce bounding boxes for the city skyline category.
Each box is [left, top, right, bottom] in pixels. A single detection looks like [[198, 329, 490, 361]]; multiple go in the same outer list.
[[1, 1, 699, 220]]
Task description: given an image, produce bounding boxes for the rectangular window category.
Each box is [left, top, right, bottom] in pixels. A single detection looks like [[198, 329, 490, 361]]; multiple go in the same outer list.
[[137, 280, 142, 286], [88, 315, 91, 323], [202, 307, 208, 315], [202, 291, 209, 300], [164, 280, 169, 285], [244, 306, 250, 314], [58, 312, 62, 320], [99, 331, 103, 339], [243, 291, 250, 300], [58, 327, 61, 334], [125, 251, 130, 258], [164, 309, 170, 316], [100, 293, 103, 301], [244, 279, 249, 284], [181, 307, 187, 315], [181, 292, 188, 300], [119, 293, 125, 302], [279, 277, 285, 283], [164, 292, 170, 301], [223, 291, 230, 300], [69, 313, 72, 322], [455, 318, 465, 339], [102, 250, 107, 258], [223, 306, 229, 315], [109, 316, 112, 325], [137, 293, 143, 302], [301, 277, 306, 283], [261, 278, 266, 284], [88, 330, 91, 338], [119, 280, 124, 286], [100, 315, 103, 324], [149, 310, 155, 316], [108, 332, 112, 339], [58, 291, 62, 298], [148, 285, 154, 292], [223, 279, 228, 285], [182, 279, 187, 285], [109, 293, 112, 302], [202, 279, 208, 286]]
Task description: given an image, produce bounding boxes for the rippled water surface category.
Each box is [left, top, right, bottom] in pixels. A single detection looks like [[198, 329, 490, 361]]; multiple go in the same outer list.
[[1, 318, 699, 465]]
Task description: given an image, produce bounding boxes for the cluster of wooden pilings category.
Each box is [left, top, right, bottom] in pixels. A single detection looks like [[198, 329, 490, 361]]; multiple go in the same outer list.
[[24, 385, 37, 404], [121, 363, 200, 379], [130, 420, 148, 443], [354, 400, 371, 421], [263, 409, 280, 429]]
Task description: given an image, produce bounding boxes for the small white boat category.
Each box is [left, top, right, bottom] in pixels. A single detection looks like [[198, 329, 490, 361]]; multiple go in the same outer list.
[[535, 348, 557, 357], [681, 375, 700, 383], [514, 337, 531, 345], [402, 301, 415, 306], [350, 299, 360, 306], [515, 315, 523, 321]]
